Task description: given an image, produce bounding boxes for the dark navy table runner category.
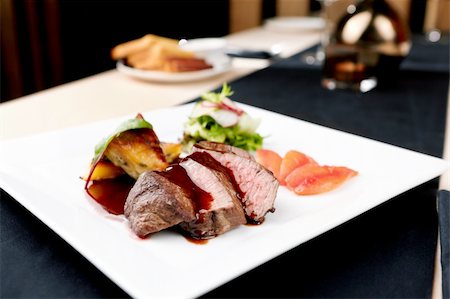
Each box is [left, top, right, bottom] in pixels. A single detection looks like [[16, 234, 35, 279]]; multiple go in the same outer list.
[[203, 36, 449, 298], [1, 36, 449, 298]]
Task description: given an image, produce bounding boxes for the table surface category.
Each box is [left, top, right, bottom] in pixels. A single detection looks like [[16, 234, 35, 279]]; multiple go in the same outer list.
[[1, 25, 448, 187], [1, 22, 449, 298], [0, 27, 319, 139]]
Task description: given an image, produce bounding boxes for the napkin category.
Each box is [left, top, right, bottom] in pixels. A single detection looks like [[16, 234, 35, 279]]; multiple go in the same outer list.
[[401, 36, 449, 73], [438, 190, 450, 298]]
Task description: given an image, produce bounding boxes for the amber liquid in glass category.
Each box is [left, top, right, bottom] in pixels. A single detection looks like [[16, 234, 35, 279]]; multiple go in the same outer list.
[[322, 44, 407, 91], [321, 0, 411, 92]]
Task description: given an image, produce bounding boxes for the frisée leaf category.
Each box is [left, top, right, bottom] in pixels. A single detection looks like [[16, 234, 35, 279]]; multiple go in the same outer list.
[[201, 82, 233, 103]]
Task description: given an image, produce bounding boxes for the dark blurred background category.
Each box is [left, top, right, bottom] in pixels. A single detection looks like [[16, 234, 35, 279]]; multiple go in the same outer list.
[[1, 0, 232, 102], [1, 0, 446, 103]]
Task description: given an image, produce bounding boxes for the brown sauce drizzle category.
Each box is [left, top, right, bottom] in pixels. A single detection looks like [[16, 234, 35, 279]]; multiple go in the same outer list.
[[184, 236, 209, 245], [245, 219, 264, 226], [170, 227, 209, 245], [159, 164, 213, 222], [87, 176, 135, 215]]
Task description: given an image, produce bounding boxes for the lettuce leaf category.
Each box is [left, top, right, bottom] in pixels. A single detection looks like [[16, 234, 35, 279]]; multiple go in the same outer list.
[[183, 115, 263, 151]]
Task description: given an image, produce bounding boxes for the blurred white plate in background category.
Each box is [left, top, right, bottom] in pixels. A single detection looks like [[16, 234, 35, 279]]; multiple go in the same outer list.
[[117, 37, 231, 83], [117, 57, 231, 83], [180, 37, 228, 62], [264, 16, 325, 32]]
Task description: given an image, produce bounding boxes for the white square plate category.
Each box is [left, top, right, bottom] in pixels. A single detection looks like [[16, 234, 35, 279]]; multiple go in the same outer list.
[[0, 103, 448, 298]]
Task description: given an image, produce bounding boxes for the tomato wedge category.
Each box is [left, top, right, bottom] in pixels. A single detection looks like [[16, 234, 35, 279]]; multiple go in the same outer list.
[[285, 164, 358, 195], [279, 150, 317, 185], [255, 149, 282, 179]]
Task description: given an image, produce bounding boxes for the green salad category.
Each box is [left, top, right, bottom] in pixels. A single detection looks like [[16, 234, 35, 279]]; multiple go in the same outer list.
[[182, 83, 263, 152]]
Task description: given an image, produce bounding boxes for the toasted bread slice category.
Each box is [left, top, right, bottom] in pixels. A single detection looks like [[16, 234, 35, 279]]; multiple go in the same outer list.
[[127, 43, 197, 70], [111, 34, 179, 60]]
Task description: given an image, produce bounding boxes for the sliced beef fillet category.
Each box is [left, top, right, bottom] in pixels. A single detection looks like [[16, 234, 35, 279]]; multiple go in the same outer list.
[[195, 141, 254, 161], [193, 142, 279, 223], [125, 154, 246, 239], [124, 169, 196, 238], [179, 152, 246, 239]]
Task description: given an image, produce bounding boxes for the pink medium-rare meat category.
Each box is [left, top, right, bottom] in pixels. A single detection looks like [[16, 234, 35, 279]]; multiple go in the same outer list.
[[124, 141, 278, 239], [125, 151, 247, 239], [193, 142, 279, 223], [179, 152, 246, 239]]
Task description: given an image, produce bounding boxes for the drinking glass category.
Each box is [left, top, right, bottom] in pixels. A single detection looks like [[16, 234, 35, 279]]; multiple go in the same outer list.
[[321, 0, 411, 92], [301, 0, 338, 65]]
